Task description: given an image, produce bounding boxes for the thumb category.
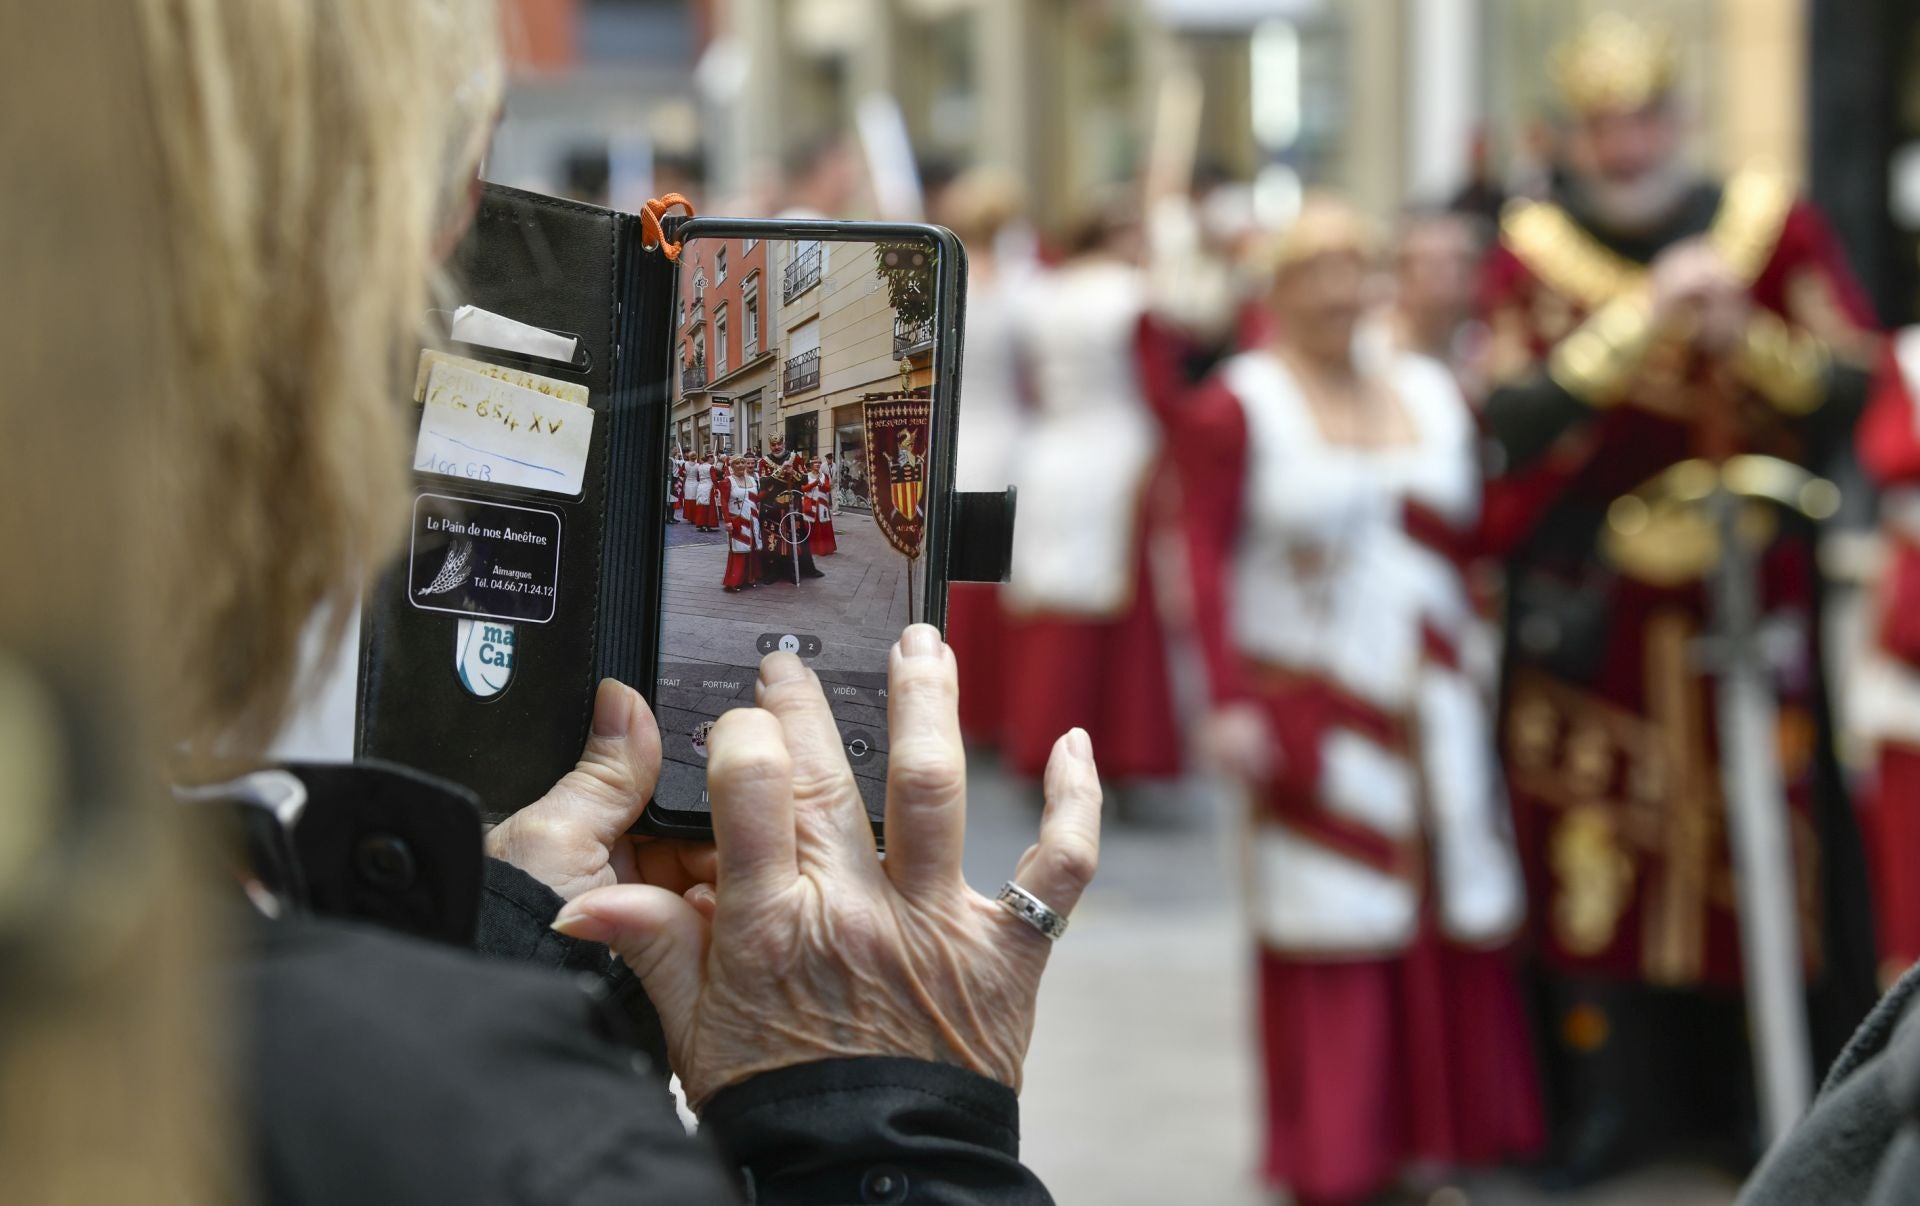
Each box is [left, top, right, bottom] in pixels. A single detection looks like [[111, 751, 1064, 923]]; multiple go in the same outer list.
[[555, 884, 707, 1031], [541, 679, 663, 839]]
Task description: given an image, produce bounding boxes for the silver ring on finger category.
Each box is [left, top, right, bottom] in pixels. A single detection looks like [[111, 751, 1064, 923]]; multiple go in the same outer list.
[[997, 881, 1069, 940]]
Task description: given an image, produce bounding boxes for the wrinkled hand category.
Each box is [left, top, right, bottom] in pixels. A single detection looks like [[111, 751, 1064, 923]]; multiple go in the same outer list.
[[552, 625, 1104, 1107], [487, 678, 716, 901], [1199, 702, 1275, 784]]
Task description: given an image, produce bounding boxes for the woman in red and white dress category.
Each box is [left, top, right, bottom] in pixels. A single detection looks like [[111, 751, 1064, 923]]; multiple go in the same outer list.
[[804, 454, 837, 555], [1174, 200, 1539, 1204], [721, 456, 761, 592], [686, 454, 717, 531], [1852, 329, 1920, 981], [996, 204, 1181, 782]]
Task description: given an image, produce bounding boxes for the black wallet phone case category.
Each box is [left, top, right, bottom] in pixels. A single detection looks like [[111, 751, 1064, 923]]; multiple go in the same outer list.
[[355, 184, 676, 821], [356, 190, 1012, 825]]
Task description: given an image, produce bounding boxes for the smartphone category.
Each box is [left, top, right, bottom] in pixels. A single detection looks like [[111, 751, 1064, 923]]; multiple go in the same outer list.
[[637, 220, 967, 840]]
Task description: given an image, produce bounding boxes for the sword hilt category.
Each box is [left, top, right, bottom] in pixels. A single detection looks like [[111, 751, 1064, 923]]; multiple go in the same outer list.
[[1603, 455, 1840, 587]]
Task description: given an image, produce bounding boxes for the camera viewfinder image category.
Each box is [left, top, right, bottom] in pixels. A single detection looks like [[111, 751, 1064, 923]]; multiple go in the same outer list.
[[654, 236, 941, 817]]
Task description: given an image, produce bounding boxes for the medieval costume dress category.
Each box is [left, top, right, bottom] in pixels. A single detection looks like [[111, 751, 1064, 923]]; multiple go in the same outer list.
[[1176, 346, 1541, 1204], [804, 459, 837, 556], [1479, 164, 1882, 1172], [759, 460, 822, 585], [1852, 329, 1920, 981], [947, 260, 1031, 742], [668, 454, 685, 523], [721, 469, 761, 592], [686, 457, 717, 530], [998, 258, 1182, 781]]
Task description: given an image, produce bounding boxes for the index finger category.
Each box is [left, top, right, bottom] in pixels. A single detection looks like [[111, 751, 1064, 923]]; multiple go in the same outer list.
[[705, 708, 798, 899], [754, 651, 876, 864]]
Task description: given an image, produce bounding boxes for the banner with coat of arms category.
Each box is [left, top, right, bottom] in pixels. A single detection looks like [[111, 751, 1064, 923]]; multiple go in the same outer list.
[[862, 398, 932, 559]]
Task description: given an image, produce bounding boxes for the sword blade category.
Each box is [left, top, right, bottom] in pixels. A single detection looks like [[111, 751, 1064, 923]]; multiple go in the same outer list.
[[1709, 489, 1813, 1146]]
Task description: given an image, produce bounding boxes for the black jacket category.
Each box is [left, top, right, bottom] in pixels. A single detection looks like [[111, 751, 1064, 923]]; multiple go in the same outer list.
[[1740, 961, 1920, 1206], [225, 762, 1051, 1204]]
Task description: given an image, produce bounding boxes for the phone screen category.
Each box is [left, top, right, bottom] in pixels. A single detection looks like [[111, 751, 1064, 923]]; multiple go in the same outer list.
[[649, 231, 950, 827]]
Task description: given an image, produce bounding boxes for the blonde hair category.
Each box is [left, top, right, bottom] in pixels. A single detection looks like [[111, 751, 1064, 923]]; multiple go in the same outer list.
[[138, 0, 503, 758], [1251, 192, 1382, 281], [0, 1, 498, 1199]]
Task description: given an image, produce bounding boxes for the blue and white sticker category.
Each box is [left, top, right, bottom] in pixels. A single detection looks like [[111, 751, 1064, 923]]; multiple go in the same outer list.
[[456, 618, 516, 698]]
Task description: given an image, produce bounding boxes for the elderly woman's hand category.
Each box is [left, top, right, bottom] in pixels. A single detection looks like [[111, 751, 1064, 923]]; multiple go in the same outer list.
[[552, 624, 1103, 1106], [486, 678, 716, 901]]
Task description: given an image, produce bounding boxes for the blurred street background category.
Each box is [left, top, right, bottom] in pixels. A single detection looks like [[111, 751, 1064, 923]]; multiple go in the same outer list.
[[482, 0, 1916, 336]]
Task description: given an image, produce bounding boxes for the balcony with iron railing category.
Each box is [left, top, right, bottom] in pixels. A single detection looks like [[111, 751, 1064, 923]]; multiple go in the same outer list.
[[893, 315, 935, 358], [682, 360, 708, 392], [782, 243, 823, 302], [783, 347, 820, 394]]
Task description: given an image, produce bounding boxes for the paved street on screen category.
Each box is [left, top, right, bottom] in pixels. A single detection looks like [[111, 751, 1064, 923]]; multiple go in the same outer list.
[[654, 508, 914, 809]]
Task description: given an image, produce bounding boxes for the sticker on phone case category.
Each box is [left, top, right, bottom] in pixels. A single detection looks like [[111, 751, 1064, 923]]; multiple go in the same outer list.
[[456, 619, 516, 698], [408, 493, 561, 624], [414, 360, 593, 496]]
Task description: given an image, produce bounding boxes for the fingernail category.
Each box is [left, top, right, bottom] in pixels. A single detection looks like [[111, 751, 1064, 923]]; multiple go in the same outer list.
[[552, 902, 615, 944], [1067, 728, 1092, 760], [901, 623, 942, 660], [759, 650, 806, 686], [592, 679, 634, 738]]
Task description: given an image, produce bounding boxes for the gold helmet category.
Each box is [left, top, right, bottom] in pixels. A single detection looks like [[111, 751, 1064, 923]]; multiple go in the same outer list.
[[1551, 13, 1679, 117]]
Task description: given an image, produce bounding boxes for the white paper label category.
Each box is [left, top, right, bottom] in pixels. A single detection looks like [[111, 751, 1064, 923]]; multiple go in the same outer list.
[[414, 361, 593, 496], [449, 304, 580, 363], [413, 349, 589, 407]]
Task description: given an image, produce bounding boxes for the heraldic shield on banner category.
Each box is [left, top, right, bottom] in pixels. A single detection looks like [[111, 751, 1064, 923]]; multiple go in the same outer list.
[[863, 397, 932, 559]]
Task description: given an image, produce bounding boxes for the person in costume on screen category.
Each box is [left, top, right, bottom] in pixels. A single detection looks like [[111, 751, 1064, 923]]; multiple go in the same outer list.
[[760, 453, 824, 585], [757, 436, 784, 481], [804, 453, 836, 555], [721, 456, 761, 593], [686, 453, 718, 531]]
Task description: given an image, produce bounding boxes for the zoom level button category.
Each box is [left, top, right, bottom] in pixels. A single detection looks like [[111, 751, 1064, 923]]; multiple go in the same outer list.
[[756, 632, 824, 657]]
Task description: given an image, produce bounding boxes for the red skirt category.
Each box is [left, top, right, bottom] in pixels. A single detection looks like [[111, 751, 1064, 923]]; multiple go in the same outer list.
[[688, 500, 715, 527], [1257, 934, 1542, 1204], [811, 514, 837, 555], [1869, 744, 1920, 973], [996, 545, 1181, 781], [947, 582, 1008, 743], [723, 548, 759, 589]]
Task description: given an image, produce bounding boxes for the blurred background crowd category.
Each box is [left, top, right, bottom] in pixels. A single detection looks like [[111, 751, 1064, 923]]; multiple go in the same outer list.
[[432, 1, 1920, 1204]]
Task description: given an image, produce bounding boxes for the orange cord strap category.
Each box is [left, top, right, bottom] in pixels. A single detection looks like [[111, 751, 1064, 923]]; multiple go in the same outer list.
[[641, 193, 696, 261]]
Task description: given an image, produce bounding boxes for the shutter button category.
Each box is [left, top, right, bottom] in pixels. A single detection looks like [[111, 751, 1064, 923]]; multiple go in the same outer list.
[[860, 1166, 909, 1203], [353, 833, 417, 892]]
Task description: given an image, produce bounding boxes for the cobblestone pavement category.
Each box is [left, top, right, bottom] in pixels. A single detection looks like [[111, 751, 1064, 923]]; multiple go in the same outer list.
[[958, 758, 1742, 1206]]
